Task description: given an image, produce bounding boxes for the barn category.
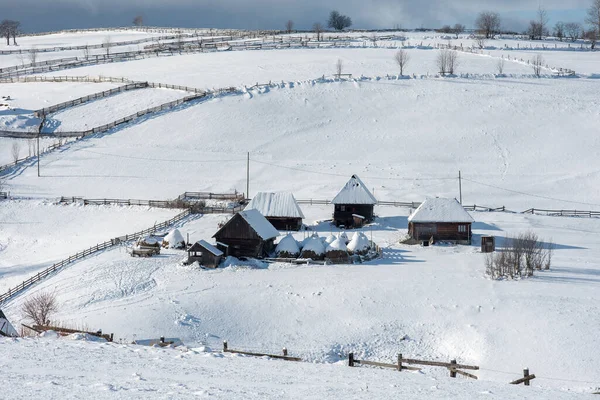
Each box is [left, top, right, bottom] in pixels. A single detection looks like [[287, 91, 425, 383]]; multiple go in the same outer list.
[[332, 175, 377, 227], [244, 191, 305, 231], [408, 198, 474, 244], [187, 240, 224, 268], [213, 209, 279, 258]]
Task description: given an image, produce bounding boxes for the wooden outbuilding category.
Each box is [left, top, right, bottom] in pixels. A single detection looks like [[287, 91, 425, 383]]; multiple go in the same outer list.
[[187, 240, 224, 268], [213, 209, 279, 258], [408, 198, 474, 244], [244, 191, 305, 231], [332, 175, 377, 227]]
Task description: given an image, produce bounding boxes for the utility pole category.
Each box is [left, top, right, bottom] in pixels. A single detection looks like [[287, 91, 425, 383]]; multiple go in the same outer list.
[[458, 170, 462, 205], [246, 152, 250, 199]]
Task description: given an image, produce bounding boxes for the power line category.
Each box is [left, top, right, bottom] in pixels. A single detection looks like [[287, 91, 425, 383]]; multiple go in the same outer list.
[[251, 159, 456, 181], [463, 178, 600, 208], [79, 149, 246, 163]]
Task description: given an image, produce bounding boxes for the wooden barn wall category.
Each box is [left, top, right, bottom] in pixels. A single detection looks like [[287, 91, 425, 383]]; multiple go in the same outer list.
[[267, 217, 302, 231], [214, 214, 261, 241]]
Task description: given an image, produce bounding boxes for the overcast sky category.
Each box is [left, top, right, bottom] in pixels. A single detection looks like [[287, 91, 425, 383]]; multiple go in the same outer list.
[[2, 0, 590, 33]]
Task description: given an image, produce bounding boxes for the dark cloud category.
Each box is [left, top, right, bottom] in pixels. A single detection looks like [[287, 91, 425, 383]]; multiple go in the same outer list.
[[1, 0, 589, 33]]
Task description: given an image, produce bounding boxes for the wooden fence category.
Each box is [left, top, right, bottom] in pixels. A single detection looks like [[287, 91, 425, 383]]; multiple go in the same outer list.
[[523, 208, 600, 218], [0, 209, 191, 305], [177, 191, 246, 201], [223, 341, 302, 362], [0, 192, 7, 199]]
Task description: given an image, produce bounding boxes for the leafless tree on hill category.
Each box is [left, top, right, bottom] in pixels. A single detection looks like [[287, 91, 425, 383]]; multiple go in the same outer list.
[[532, 54, 544, 77], [565, 22, 582, 41], [0, 20, 20, 46], [475, 11, 501, 39], [394, 49, 410, 76], [587, 0, 600, 37], [437, 49, 459, 75], [583, 29, 598, 49], [474, 35, 487, 49], [496, 57, 505, 74], [313, 22, 324, 42], [554, 22, 565, 41], [103, 36, 112, 56], [537, 6, 549, 39], [370, 33, 379, 47], [11, 141, 20, 164], [133, 15, 144, 27], [453, 23, 465, 38], [28, 46, 38, 64], [82, 44, 90, 60], [328, 10, 352, 31], [22, 291, 59, 326], [285, 20, 294, 34]]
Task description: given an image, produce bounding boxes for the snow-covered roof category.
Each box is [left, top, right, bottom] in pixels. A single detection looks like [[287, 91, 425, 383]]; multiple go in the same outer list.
[[197, 240, 223, 256], [239, 209, 280, 240], [0, 309, 18, 337], [332, 175, 377, 205], [408, 198, 474, 223], [245, 192, 305, 219]]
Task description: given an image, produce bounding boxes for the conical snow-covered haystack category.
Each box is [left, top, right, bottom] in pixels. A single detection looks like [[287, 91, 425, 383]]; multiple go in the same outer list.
[[324, 234, 337, 244], [300, 236, 326, 260], [275, 234, 301, 258], [325, 237, 349, 263], [301, 233, 320, 248], [338, 232, 349, 244], [348, 232, 371, 255], [163, 229, 186, 249]]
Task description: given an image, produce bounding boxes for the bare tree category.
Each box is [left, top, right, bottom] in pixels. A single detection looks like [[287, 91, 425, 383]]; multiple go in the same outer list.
[[527, 20, 543, 40], [475, 11, 501, 39], [394, 49, 410, 76], [587, 0, 600, 37], [335, 58, 343, 78], [532, 54, 544, 77], [485, 231, 554, 279], [22, 291, 59, 326], [133, 15, 144, 27], [538, 6, 549, 39], [11, 141, 20, 163], [473, 35, 487, 49], [370, 32, 379, 47], [313, 22, 324, 42], [453, 23, 465, 38], [496, 57, 505, 74], [583, 28, 598, 49], [285, 20, 294, 34], [103, 36, 112, 57], [438, 25, 453, 34], [437, 50, 459, 75], [28, 46, 38, 64], [554, 22, 565, 41], [82, 44, 90, 60], [328, 10, 352, 31], [565, 22, 582, 41], [0, 20, 19, 46]]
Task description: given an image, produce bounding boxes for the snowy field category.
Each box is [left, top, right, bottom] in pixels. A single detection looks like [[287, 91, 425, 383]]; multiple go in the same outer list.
[[3, 206, 600, 393], [42, 87, 190, 133], [45, 47, 538, 89], [5, 78, 600, 211], [0, 200, 179, 292], [0, 30, 165, 50], [1, 335, 585, 400]]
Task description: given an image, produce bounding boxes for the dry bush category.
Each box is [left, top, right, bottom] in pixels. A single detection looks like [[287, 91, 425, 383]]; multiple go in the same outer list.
[[473, 35, 487, 49], [335, 58, 343, 78], [485, 231, 554, 279], [22, 291, 58, 326], [496, 57, 505, 74], [532, 54, 544, 77], [437, 49, 459, 75]]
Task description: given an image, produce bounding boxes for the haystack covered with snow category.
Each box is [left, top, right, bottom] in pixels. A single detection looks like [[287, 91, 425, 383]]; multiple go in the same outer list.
[[408, 198, 474, 244], [163, 229, 186, 249], [300, 236, 326, 260], [325, 237, 349, 263], [275, 234, 301, 258], [244, 191, 305, 231], [324, 234, 337, 244], [347, 232, 371, 255]]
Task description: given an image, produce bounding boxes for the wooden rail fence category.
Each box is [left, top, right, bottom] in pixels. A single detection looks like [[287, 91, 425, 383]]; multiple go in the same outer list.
[[223, 341, 302, 362], [31, 324, 114, 342], [0, 209, 191, 305]]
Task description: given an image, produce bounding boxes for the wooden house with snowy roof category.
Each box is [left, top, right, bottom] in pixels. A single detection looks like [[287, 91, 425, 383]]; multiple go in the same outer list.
[[244, 191, 304, 231], [408, 198, 474, 244], [213, 209, 279, 258], [332, 175, 377, 227], [187, 240, 224, 268]]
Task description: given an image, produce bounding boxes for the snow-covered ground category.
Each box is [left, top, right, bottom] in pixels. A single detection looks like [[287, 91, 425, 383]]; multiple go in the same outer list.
[[3, 206, 600, 394], [2, 335, 586, 400], [42, 87, 189, 133], [0, 200, 179, 292], [5, 78, 600, 211]]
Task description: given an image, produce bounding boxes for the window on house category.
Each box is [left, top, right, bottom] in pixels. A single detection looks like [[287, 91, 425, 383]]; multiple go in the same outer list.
[[458, 225, 467, 233], [340, 205, 346, 211]]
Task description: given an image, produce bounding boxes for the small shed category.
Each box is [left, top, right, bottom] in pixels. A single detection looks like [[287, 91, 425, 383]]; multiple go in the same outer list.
[[332, 175, 377, 227], [408, 198, 474, 244], [213, 209, 279, 258], [187, 240, 224, 268], [244, 192, 305, 231]]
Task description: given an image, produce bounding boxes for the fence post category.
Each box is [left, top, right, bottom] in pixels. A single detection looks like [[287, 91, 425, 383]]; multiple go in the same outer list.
[[524, 368, 530, 386], [283, 347, 288, 356], [398, 353, 402, 371], [110, 333, 114, 342], [348, 352, 355, 367], [223, 340, 228, 351], [450, 360, 457, 378]]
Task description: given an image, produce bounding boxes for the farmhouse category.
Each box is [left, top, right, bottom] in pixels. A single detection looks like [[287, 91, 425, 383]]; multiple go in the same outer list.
[[408, 198, 474, 244], [332, 175, 377, 227], [244, 191, 305, 231], [213, 209, 279, 258], [187, 240, 224, 268]]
